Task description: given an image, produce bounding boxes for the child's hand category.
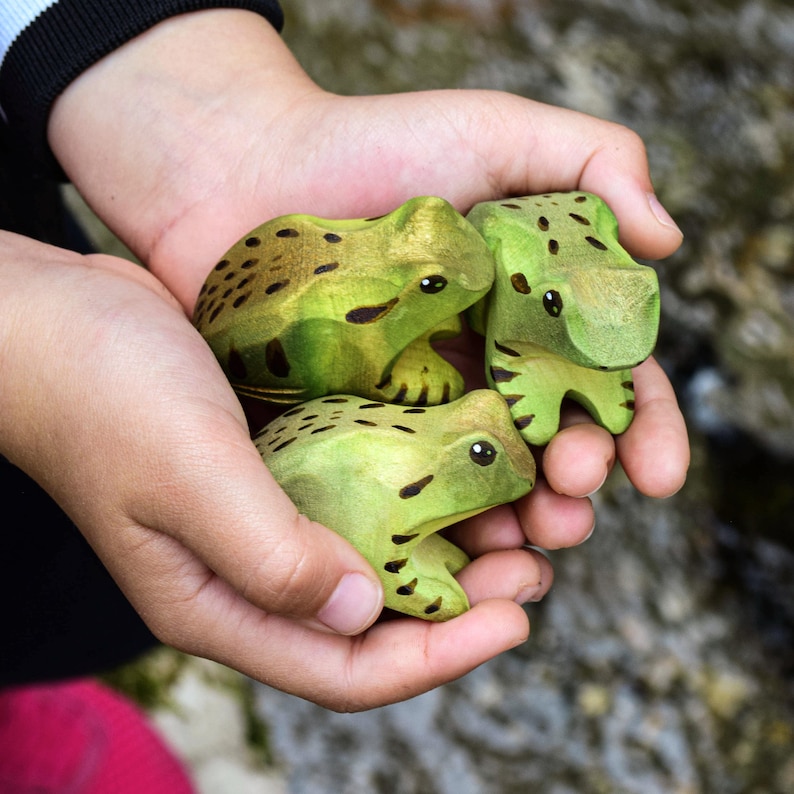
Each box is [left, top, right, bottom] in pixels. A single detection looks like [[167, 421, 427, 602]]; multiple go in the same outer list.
[[41, 9, 689, 707], [0, 232, 551, 710]]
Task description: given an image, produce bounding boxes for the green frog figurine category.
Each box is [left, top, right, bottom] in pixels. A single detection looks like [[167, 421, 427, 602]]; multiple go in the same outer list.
[[194, 196, 494, 407], [466, 192, 660, 445], [255, 390, 536, 621]]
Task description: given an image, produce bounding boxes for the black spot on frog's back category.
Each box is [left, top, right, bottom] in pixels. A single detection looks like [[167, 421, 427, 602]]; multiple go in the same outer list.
[[511, 273, 531, 294], [585, 236, 608, 251], [227, 347, 247, 379], [265, 280, 290, 295], [314, 263, 339, 275], [265, 338, 290, 378]]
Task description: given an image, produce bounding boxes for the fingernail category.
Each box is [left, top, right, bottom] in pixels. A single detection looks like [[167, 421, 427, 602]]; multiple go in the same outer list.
[[317, 572, 383, 635], [584, 470, 609, 498], [579, 519, 596, 544], [647, 193, 683, 236], [515, 582, 546, 604]]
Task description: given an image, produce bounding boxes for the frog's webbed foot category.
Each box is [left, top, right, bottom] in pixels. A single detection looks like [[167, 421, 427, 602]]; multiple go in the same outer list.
[[381, 532, 471, 621], [489, 339, 636, 446], [375, 316, 465, 406]]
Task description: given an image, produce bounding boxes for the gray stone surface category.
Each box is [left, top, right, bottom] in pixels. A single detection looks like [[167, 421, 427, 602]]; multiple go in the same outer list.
[[91, 2, 794, 791], [252, 2, 794, 792]]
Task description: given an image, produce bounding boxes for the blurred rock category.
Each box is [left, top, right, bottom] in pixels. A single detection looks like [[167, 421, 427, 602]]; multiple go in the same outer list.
[[253, 2, 794, 791], [257, 471, 794, 793]]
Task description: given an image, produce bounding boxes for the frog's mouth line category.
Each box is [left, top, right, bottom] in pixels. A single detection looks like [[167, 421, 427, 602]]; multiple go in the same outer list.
[[230, 381, 310, 405]]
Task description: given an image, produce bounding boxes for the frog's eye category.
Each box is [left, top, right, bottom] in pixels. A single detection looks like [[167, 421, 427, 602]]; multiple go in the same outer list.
[[470, 440, 497, 466], [543, 290, 563, 317], [420, 275, 448, 294]]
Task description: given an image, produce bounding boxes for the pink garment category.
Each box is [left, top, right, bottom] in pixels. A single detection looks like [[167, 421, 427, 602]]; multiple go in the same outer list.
[[0, 678, 195, 793]]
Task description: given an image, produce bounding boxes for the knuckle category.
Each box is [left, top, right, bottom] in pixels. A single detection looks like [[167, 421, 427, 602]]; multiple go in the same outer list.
[[604, 122, 647, 156], [240, 513, 338, 618]]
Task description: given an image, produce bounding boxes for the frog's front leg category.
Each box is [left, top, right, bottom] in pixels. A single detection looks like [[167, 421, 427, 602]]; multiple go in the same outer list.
[[488, 338, 636, 446], [376, 316, 465, 405], [381, 531, 471, 621]]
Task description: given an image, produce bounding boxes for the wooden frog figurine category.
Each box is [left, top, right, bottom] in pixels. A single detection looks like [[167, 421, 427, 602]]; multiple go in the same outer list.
[[194, 196, 494, 407], [255, 390, 536, 621], [466, 192, 660, 445]]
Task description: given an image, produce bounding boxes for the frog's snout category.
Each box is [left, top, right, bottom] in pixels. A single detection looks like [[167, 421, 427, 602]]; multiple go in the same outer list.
[[564, 267, 660, 370]]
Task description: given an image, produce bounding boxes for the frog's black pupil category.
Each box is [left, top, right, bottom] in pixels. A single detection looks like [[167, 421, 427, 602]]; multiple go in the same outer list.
[[543, 290, 563, 317], [470, 441, 497, 466], [420, 275, 447, 294]]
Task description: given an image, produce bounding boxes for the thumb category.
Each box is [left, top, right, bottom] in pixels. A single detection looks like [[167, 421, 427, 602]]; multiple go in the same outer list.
[[80, 342, 386, 638], [0, 244, 384, 640], [119, 413, 386, 637], [476, 92, 684, 260], [577, 133, 684, 260]]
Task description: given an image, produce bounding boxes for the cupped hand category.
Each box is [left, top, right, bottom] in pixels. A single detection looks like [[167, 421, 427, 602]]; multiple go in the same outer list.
[[41, 9, 690, 706], [0, 232, 553, 709], [49, 9, 688, 520]]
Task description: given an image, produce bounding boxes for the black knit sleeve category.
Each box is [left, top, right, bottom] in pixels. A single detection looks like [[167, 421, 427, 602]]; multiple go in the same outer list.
[[0, 0, 284, 178]]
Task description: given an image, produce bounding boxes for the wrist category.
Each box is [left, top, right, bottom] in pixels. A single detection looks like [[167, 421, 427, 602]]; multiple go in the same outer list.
[[48, 9, 320, 307]]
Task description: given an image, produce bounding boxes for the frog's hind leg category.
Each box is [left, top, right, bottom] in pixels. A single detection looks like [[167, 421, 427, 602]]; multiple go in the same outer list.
[[382, 533, 470, 621]]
